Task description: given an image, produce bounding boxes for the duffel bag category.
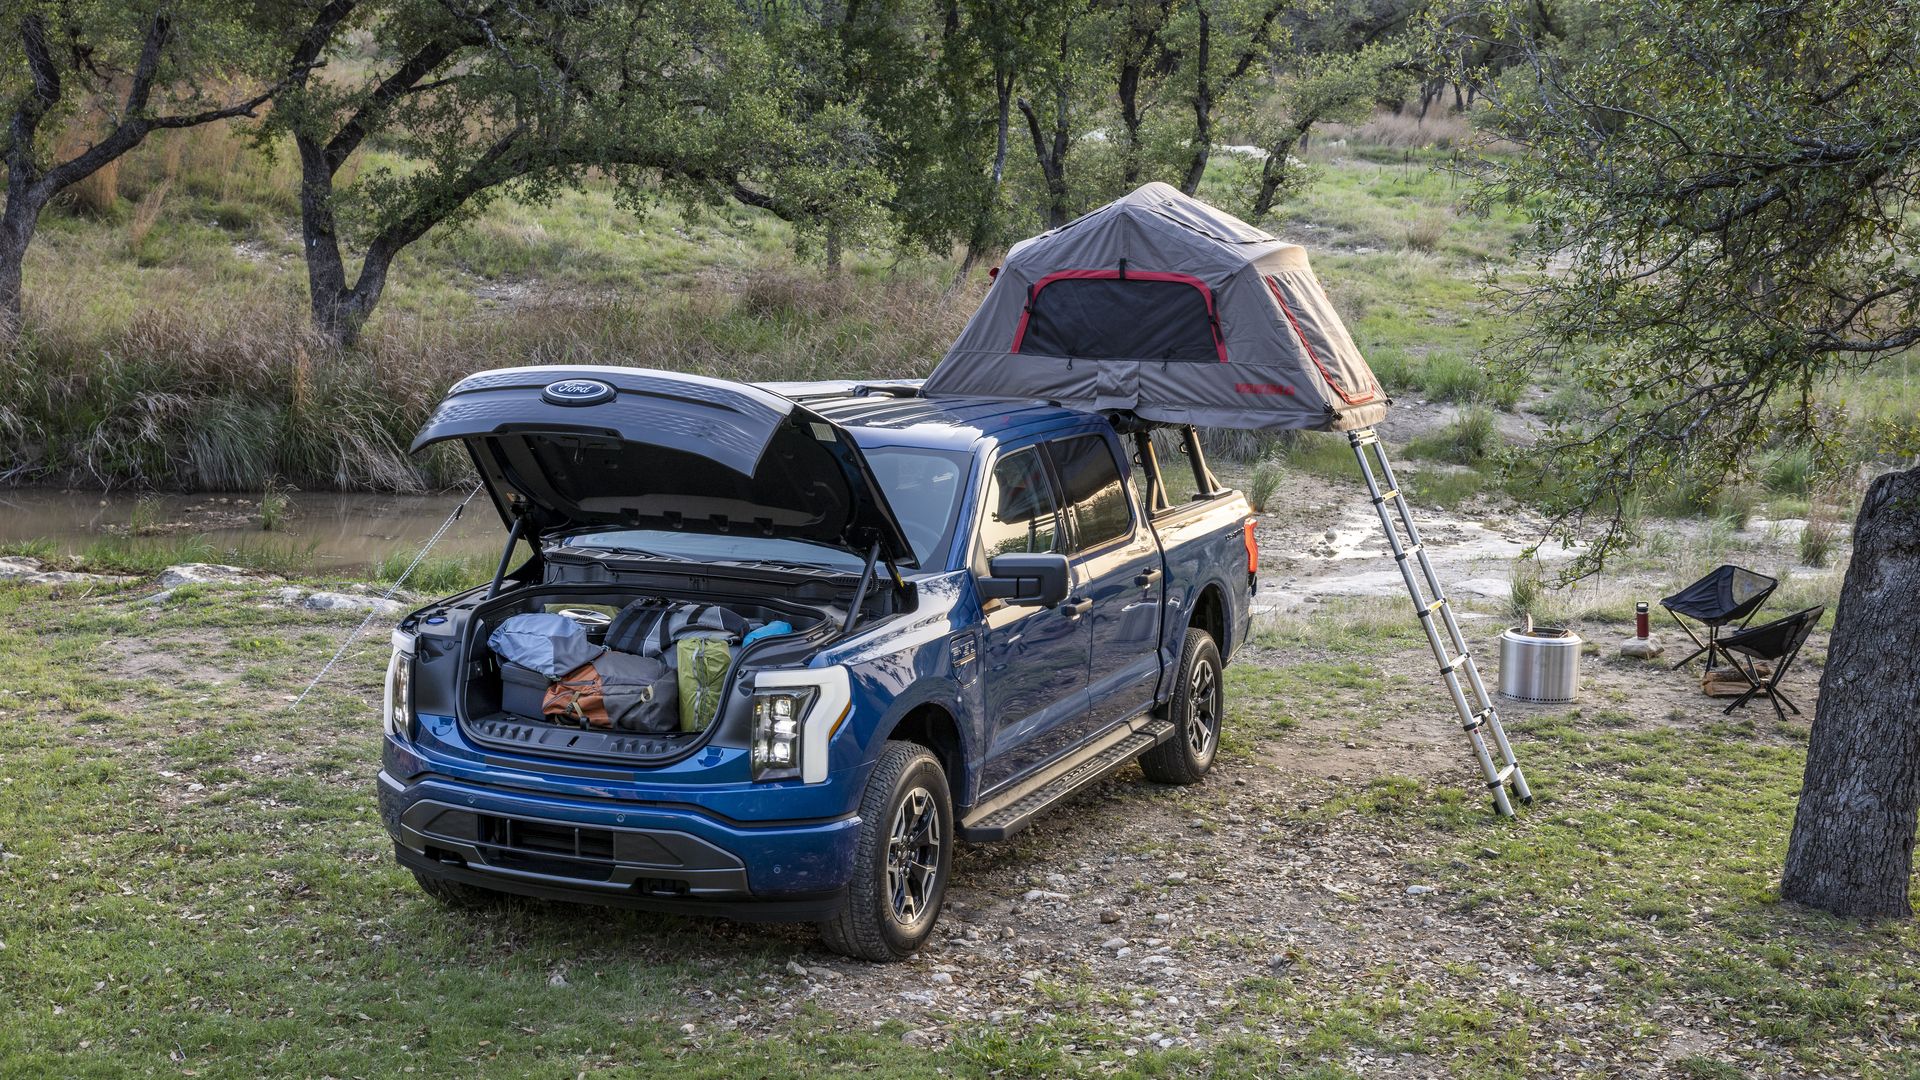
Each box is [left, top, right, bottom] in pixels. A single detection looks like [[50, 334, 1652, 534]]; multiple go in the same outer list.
[[545, 650, 679, 732], [676, 636, 732, 732], [488, 612, 602, 679]]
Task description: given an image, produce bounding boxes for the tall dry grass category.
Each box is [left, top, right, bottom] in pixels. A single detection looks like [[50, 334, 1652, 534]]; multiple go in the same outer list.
[[3, 270, 976, 491]]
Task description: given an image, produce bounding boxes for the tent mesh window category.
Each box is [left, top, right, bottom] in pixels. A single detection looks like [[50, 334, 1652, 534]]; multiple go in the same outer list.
[[1015, 276, 1221, 362]]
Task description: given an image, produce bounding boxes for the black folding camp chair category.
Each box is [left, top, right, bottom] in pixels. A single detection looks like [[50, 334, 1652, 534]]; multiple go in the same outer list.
[[1660, 564, 1778, 671], [1717, 606, 1824, 721]]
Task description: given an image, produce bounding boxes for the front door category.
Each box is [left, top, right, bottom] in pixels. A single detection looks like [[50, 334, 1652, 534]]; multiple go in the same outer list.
[[1048, 434, 1164, 731], [974, 446, 1091, 793]]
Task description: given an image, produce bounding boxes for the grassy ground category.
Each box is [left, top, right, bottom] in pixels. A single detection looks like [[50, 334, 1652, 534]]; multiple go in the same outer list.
[[3, 572, 1914, 1078]]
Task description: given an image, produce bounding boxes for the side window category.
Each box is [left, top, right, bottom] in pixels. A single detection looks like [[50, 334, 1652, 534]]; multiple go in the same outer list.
[[1049, 435, 1133, 551], [976, 449, 1061, 560]]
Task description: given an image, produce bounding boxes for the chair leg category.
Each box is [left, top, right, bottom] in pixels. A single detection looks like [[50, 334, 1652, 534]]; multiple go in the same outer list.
[[1765, 688, 1789, 724], [1667, 612, 1708, 670], [1724, 685, 1763, 715], [1773, 688, 1802, 716]]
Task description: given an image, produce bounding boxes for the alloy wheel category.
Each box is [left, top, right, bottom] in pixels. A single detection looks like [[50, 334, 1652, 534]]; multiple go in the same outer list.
[[1186, 659, 1219, 757], [887, 787, 942, 924]]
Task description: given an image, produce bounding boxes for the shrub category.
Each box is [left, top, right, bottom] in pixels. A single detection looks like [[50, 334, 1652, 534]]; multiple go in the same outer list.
[[1762, 447, 1813, 495], [1407, 404, 1500, 465], [1247, 458, 1283, 512], [1799, 518, 1837, 568], [258, 479, 290, 532], [1507, 557, 1547, 624]]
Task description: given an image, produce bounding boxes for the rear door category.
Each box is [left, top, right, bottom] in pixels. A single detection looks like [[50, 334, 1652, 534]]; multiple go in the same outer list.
[[974, 445, 1092, 794], [1047, 433, 1164, 733]]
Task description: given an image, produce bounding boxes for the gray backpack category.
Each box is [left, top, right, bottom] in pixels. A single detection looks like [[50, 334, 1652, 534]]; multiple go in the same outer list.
[[543, 650, 680, 733]]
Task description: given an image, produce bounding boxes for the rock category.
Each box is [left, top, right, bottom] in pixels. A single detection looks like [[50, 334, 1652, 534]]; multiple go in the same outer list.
[[1099, 909, 1123, 924], [140, 589, 175, 605], [0, 556, 132, 587], [1101, 937, 1128, 950], [1619, 635, 1665, 659], [1022, 889, 1069, 902], [1406, 884, 1436, 896], [1152, 913, 1173, 925], [1114, 947, 1133, 959], [930, 972, 953, 985], [302, 591, 404, 616], [785, 960, 808, 977], [901, 1028, 936, 1046], [1165, 871, 1187, 884], [158, 563, 257, 587], [272, 586, 306, 604], [547, 972, 569, 987]]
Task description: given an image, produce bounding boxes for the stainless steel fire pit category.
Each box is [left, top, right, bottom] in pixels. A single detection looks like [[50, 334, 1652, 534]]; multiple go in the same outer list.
[[1498, 625, 1582, 703]]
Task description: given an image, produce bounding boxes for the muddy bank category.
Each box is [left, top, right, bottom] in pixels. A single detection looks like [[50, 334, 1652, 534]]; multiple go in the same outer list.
[[0, 488, 501, 571]]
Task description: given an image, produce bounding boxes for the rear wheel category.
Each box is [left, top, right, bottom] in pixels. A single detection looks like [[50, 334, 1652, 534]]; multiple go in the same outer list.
[[1139, 628, 1223, 785], [820, 741, 953, 962]]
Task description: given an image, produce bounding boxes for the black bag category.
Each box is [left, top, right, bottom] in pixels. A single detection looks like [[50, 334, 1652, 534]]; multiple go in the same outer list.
[[604, 597, 675, 656], [642, 603, 752, 657]]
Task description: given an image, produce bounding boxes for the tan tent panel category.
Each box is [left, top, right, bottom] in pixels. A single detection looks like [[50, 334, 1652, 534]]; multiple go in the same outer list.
[[923, 182, 1387, 431]]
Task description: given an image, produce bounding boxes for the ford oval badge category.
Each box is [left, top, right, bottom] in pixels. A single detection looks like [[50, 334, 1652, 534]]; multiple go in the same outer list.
[[541, 378, 615, 406]]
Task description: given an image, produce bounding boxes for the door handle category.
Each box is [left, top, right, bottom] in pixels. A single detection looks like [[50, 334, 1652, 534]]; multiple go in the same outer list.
[[1060, 597, 1093, 618], [1134, 568, 1163, 588]]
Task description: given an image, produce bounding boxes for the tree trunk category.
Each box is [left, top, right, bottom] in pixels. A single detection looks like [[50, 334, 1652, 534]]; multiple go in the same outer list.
[[1179, 6, 1212, 196], [0, 205, 34, 341], [1780, 465, 1920, 918], [825, 222, 843, 272], [1251, 120, 1311, 219]]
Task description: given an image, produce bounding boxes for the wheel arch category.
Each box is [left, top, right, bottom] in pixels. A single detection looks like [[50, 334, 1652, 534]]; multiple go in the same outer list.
[[1191, 581, 1228, 655]]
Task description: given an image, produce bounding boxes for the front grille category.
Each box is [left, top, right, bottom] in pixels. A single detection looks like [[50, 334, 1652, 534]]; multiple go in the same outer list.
[[396, 800, 750, 895], [480, 816, 615, 861]]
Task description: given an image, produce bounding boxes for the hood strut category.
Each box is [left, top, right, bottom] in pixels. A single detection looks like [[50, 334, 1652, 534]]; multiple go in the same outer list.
[[485, 512, 530, 600], [842, 539, 882, 633]]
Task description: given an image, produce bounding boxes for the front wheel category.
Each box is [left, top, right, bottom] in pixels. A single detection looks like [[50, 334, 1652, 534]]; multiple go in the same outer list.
[[1139, 628, 1223, 785], [819, 741, 953, 962]]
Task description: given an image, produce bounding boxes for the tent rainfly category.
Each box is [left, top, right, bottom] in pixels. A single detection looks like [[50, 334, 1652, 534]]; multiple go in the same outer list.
[[922, 182, 1387, 432]]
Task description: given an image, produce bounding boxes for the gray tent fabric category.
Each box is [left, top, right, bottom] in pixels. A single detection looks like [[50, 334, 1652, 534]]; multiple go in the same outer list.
[[923, 182, 1388, 431]]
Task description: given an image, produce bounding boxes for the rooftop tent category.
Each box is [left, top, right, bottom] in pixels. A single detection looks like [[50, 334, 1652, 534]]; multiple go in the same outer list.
[[922, 182, 1387, 432]]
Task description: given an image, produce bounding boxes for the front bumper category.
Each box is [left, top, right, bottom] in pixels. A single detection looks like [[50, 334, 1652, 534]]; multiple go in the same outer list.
[[378, 770, 861, 921]]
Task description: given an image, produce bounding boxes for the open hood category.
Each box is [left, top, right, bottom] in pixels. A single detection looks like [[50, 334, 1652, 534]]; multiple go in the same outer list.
[[411, 366, 918, 566]]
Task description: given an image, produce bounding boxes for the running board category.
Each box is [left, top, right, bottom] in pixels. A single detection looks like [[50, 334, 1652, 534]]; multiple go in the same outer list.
[[958, 718, 1175, 842]]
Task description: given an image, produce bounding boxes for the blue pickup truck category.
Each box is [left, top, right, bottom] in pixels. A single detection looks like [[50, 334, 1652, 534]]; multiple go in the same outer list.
[[379, 366, 1254, 960]]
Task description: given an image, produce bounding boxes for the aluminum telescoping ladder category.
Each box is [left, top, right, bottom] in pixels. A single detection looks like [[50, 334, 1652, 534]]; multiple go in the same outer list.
[[1348, 428, 1533, 817]]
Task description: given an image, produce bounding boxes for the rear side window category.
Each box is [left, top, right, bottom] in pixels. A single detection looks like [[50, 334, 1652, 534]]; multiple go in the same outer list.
[[977, 449, 1061, 559], [1048, 435, 1132, 550]]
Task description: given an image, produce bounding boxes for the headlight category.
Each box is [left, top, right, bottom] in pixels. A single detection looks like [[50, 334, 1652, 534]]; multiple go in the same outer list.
[[749, 667, 851, 784], [751, 688, 815, 782], [385, 644, 415, 741]]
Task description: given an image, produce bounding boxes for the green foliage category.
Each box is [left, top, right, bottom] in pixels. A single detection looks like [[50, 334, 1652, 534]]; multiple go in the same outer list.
[[1455, 0, 1920, 565], [1798, 519, 1837, 569], [1247, 458, 1284, 513], [1408, 405, 1500, 465]]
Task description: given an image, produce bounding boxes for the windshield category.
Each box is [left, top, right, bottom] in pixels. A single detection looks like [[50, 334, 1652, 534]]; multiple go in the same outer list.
[[564, 446, 969, 571], [863, 447, 969, 568]]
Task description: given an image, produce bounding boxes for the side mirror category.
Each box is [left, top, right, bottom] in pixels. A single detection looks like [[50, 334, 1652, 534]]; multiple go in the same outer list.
[[977, 552, 1071, 608]]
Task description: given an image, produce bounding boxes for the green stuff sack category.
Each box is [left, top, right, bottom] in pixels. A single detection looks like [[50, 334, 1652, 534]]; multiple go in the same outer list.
[[676, 636, 732, 732]]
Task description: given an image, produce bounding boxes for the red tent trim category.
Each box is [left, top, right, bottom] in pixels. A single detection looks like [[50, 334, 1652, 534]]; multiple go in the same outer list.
[[1265, 275, 1379, 405]]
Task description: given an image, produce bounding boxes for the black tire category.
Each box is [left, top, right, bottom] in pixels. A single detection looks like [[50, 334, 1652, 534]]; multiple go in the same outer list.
[[412, 870, 508, 909], [1139, 628, 1223, 785], [819, 741, 954, 962]]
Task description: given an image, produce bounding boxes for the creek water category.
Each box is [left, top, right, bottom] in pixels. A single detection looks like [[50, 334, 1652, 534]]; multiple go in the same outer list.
[[0, 488, 505, 572]]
